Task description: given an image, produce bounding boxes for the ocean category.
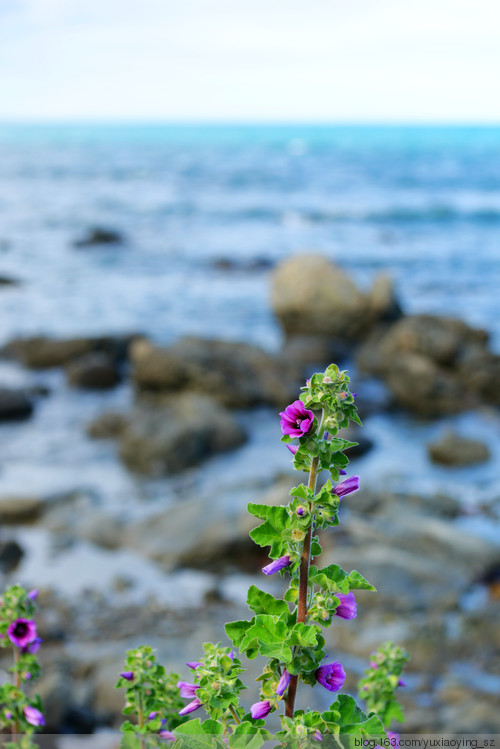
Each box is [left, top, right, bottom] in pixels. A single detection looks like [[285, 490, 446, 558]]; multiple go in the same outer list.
[[0, 123, 499, 599]]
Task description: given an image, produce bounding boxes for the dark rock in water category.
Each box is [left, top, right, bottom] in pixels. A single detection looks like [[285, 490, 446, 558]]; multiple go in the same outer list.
[[61, 706, 97, 734], [0, 333, 140, 369], [0, 539, 24, 572], [73, 227, 124, 247], [0, 495, 44, 523], [0, 388, 34, 421], [271, 254, 402, 341], [118, 393, 247, 475], [356, 314, 494, 415], [86, 411, 127, 439], [428, 431, 490, 466], [456, 345, 500, 407], [131, 336, 299, 408], [66, 352, 121, 390], [279, 334, 352, 372], [212, 256, 274, 272], [0, 275, 21, 286]]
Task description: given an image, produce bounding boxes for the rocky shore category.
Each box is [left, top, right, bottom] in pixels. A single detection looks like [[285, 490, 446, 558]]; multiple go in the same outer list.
[[0, 253, 499, 735]]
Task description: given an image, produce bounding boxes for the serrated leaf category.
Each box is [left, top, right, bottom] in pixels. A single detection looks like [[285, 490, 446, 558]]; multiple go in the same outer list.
[[247, 586, 290, 618], [288, 622, 319, 649], [290, 484, 309, 500], [249, 506, 289, 557], [347, 570, 376, 592], [239, 615, 292, 662], [310, 565, 375, 594], [332, 694, 386, 735], [225, 619, 254, 648]]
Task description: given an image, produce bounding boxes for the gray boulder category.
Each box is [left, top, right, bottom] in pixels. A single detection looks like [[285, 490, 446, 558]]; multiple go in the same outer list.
[[130, 336, 298, 408], [271, 254, 401, 341], [1, 334, 138, 370], [66, 352, 121, 390], [86, 411, 127, 439], [0, 495, 44, 523], [118, 393, 247, 475], [428, 431, 490, 466], [0, 388, 34, 421], [73, 227, 124, 247]]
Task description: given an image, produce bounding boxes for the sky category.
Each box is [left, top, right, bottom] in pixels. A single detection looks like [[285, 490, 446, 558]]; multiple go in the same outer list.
[[1, 0, 500, 122]]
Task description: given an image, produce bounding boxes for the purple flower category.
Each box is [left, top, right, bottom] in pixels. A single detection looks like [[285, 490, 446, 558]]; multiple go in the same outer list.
[[339, 469, 347, 475], [335, 592, 357, 620], [23, 672, 32, 680], [177, 681, 200, 699], [315, 661, 346, 692], [5, 711, 13, 720], [276, 669, 291, 696], [228, 649, 234, 660], [250, 700, 272, 719], [179, 697, 202, 716], [369, 661, 378, 669], [148, 712, 159, 720], [22, 637, 42, 655], [262, 555, 291, 576], [332, 476, 360, 499], [159, 731, 176, 740], [286, 444, 298, 455], [186, 660, 201, 670], [27, 590, 38, 601], [120, 671, 134, 681], [24, 706, 45, 727], [398, 679, 406, 687], [296, 506, 305, 516], [279, 400, 315, 438], [7, 619, 37, 648], [387, 732, 400, 747], [314, 732, 323, 742]]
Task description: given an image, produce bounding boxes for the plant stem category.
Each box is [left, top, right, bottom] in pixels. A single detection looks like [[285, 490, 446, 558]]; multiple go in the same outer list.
[[12, 647, 20, 742], [285, 449, 320, 718], [229, 705, 241, 725]]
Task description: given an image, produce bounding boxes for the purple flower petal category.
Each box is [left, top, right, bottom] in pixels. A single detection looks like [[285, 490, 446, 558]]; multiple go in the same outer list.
[[335, 592, 357, 620], [186, 661, 201, 670], [262, 555, 291, 576], [120, 671, 134, 681], [276, 669, 291, 696], [24, 706, 45, 727], [332, 476, 360, 499], [22, 636, 42, 655], [279, 400, 315, 438], [177, 681, 199, 699], [148, 711, 159, 720], [159, 730, 176, 740], [7, 619, 37, 649], [314, 731, 323, 742], [315, 661, 346, 692], [178, 697, 202, 716], [27, 590, 38, 601], [250, 700, 272, 719], [286, 444, 298, 455]]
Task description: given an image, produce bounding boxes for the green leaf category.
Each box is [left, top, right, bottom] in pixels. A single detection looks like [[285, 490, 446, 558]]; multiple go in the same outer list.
[[249, 506, 289, 557], [229, 722, 274, 749], [246, 586, 290, 618], [288, 622, 319, 649], [289, 484, 309, 500], [247, 503, 270, 520], [310, 565, 375, 594], [239, 615, 292, 662], [331, 695, 386, 735], [347, 570, 376, 592], [225, 619, 254, 648]]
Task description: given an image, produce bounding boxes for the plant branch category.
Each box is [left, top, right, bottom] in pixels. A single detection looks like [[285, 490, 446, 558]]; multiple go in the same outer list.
[[285, 441, 320, 718]]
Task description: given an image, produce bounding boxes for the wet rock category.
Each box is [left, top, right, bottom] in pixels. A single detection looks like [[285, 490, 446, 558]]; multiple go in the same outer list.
[[279, 335, 351, 372], [0, 496, 44, 523], [0, 539, 24, 572], [1, 334, 138, 370], [212, 256, 274, 272], [86, 411, 127, 439], [78, 513, 123, 550], [66, 352, 121, 390], [118, 393, 247, 475], [357, 315, 496, 415], [131, 336, 298, 408], [125, 476, 293, 569], [35, 670, 73, 731], [73, 227, 124, 247], [367, 274, 402, 323], [428, 430, 491, 466], [271, 254, 401, 341], [0, 387, 34, 421], [93, 658, 129, 719], [0, 275, 21, 286]]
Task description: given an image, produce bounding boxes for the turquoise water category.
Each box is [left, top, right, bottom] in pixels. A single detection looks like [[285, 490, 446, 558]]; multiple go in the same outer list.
[[0, 123, 499, 350]]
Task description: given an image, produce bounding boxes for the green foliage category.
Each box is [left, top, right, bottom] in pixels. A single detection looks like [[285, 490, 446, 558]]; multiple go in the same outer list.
[[117, 645, 187, 734], [358, 642, 410, 729], [0, 586, 44, 744]]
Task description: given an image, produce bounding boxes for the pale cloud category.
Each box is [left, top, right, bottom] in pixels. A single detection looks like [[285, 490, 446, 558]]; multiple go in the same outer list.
[[1, 0, 500, 120]]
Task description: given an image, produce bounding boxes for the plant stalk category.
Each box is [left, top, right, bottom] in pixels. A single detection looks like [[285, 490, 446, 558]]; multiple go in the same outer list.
[[285, 450, 320, 718]]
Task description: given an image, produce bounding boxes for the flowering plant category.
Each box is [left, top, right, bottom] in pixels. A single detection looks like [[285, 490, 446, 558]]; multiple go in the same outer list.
[[0, 585, 44, 749], [119, 364, 409, 746]]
